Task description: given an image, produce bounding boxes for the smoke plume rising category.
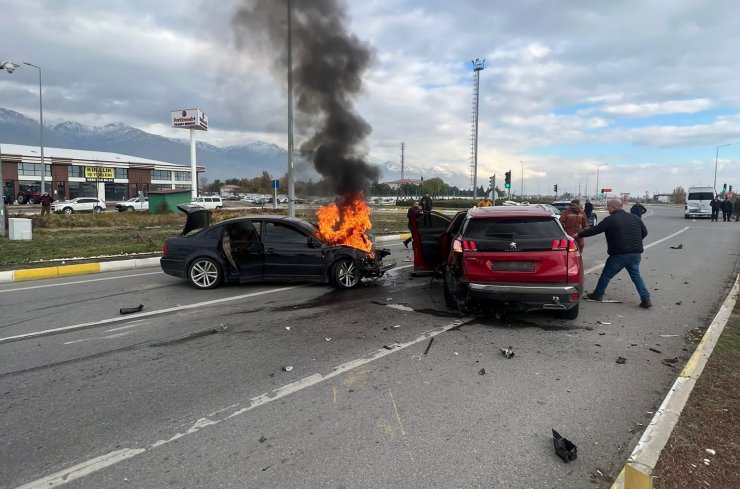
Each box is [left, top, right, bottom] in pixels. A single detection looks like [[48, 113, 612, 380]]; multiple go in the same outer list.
[[233, 0, 379, 196]]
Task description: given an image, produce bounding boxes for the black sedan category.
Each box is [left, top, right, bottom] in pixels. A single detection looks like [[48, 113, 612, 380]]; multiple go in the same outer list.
[[161, 204, 394, 290]]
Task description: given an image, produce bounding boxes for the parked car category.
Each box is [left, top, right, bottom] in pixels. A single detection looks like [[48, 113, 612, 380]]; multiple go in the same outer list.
[[534, 203, 561, 216], [160, 204, 394, 290], [115, 196, 149, 212], [410, 206, 584, 319], [551, 201, 572, 212], [226, 195, 240, 201], [190, 195, 223, 210], [51, 197, 106, 214]]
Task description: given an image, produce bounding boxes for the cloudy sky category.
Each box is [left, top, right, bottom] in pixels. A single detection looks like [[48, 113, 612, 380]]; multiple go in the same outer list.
[[2, 0, 739, 197]]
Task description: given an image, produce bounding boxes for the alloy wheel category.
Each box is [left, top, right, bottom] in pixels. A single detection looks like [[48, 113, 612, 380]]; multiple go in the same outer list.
[[334, 259, 359, 289], [189, 258, 221, 289]]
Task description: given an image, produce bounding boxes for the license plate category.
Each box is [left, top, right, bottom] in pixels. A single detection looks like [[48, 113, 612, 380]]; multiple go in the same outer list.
[[492, 261, 535, 272]]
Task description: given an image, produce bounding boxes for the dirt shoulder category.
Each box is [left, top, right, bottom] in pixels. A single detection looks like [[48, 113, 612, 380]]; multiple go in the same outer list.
[[652, 300, 739, 488]]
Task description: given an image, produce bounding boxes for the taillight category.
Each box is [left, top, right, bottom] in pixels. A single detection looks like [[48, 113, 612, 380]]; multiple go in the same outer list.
[[552, 238, 576, 251], [162, 242, 168, 256], [567, 239, 576, 252], [453, 238, 477, 252]]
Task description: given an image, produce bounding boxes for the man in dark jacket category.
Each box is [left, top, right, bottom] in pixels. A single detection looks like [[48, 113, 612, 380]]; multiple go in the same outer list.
[[419, 192, 433, 227], [734, 197, 740, 222], [577, 199, 652, 308], [710, 196, 721, 222], [720, 196, 733, 222], [40, 192, 53, 217], [630, 200, 647, 218], [403, 201, 420, 248]]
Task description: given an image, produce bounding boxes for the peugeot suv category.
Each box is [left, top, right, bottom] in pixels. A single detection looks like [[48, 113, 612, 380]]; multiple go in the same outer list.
[[410, 206, 584, 319]]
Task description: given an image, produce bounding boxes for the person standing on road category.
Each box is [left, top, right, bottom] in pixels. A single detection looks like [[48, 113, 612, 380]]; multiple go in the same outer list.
[[710, 196, 721, 222], [584, 199, 594, 218], [40, 192, 53, 217], [630, 200, 647, 218], [720, 195, 733, 222], [403, 201, 420, 248], [419, 192, 433, 227], [559, 199, 589, 251], [734, 196, 740, 222], [577, 199, 652, 308]]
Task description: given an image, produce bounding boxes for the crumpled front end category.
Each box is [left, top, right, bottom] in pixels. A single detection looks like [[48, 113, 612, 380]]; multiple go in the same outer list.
[[356, 247, 395, 278]]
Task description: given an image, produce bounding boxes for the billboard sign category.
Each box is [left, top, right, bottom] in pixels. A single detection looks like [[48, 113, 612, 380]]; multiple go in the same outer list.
[[85, 166, 115, 182], [171, 108, 208, 131]]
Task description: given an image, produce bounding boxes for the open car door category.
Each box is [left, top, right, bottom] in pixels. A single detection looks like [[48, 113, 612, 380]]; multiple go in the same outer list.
[[410, 210, 467, 273]]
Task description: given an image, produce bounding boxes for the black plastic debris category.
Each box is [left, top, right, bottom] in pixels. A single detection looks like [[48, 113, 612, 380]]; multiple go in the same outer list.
[[676, 301, 682, 305], [478, 368, 486, 375], [669, 244, 683, 249], [423, 337, 435, 355], [661, 357, 678, 367], [120, 304, 144, 315], [616, 356, 627, 364], [500, 347, 515, 359], [552, 429, 578, 462], [649, 348, 662, 354], [259, 436, 267, 443]]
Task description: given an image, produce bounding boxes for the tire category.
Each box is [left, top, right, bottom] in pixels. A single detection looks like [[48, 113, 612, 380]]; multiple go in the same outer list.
[[16, 194, 26, 205], [126, 206, 135, 212], [63, 207, 74, 215], [558, 303, 580, 320], [443, 272, 457, 309], [93, 206, 103, 213], [188, 257, 223, 289], [28, 197, 36, 205], [332, 258, 360, 289]]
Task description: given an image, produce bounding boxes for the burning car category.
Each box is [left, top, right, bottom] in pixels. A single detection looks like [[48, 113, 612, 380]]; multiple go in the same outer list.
[[160, 204, 393, 290]]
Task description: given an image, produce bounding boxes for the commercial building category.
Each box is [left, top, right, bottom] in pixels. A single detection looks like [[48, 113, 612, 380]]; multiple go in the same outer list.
[[0, 144, 204, 203]]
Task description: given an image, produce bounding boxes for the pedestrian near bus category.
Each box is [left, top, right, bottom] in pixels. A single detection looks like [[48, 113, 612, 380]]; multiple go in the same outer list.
[[577, 199, 652, 308], [403, 201, 420, 248], [419, 192, 433, 227], [40, 192, 53, 217], [630, 200, 647, 218], [710, 196, 721, 222], [734, 196, 740, 222], [719, 195, 732, 222], [559, 199, 589, 251]]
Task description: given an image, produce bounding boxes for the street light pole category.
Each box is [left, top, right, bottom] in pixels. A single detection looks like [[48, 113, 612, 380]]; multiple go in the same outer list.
[[23, 62, 46, 197], [520, 160, 524, 199], [714, 144, 731, 195], [596, 163, 608, 205], [1, 61, 21, 237], [286, 0, 295, 217]]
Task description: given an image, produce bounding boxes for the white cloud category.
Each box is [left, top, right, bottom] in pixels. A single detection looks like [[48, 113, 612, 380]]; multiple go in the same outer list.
[[598, 98, 714, 117]]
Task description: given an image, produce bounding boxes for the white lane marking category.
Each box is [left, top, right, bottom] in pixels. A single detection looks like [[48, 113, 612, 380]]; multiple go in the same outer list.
[[0, 286, 299, 344], [387, 304, 414, 312], [0, 271, 163, 294], [582, 226, 690, 275], [104, 321, 150, 333], [63, 331, 132, 345], [16, 318, 467, 488]]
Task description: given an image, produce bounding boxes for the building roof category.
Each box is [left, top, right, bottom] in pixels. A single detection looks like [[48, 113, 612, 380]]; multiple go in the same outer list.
[[383, 178, 422, 185]]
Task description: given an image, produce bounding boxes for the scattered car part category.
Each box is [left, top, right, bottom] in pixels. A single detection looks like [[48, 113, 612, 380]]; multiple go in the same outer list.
[[552, 429, 578, 462]]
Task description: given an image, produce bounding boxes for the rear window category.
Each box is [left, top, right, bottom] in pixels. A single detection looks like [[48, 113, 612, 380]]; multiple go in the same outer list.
[[688, 192, 713, 200], [462, 217, 563, 251]]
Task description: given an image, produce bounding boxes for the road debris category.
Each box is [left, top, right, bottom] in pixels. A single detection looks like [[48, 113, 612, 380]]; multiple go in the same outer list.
[[662, 357, 679, 367], [392, 324, 401, 328], [705, 448, 716, 456], [675, 301, 682, 305], [659, 334, 679, 338], [703, 459, 710, 466], [616, 356, 627, 364], [325, 337, 331, 341], [423, 337, 435, 355], [597, 320, 612, 325], [478, 368, 486, 375], [648, 348, 662, 354], [552, 429, 577, 462], [500, 346, 515, 359], [669, 244, 683, 249], [259, 436, 267, 443], [119, 304, 144, 315], [283, 366, 293, 372], [383, 345, 394, 350], [285, 326, 290, 330]]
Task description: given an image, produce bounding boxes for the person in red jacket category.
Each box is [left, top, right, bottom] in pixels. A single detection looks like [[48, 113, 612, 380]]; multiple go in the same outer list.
[[559, 199, 589, 251], [40, 192, 53, 217]]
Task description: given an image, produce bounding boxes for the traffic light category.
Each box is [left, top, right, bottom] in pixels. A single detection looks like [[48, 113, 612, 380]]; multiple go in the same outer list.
[[730, 185, 734, 192], [554, 184, 558, 194], [504, 171, 511, 189], [489, 175, 495, 190], [722, 182, 727, 192]]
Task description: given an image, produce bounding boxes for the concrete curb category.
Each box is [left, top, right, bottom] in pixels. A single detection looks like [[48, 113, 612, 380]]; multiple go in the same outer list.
[[610, 273, 740, 489], [0, 235, 407, 284]]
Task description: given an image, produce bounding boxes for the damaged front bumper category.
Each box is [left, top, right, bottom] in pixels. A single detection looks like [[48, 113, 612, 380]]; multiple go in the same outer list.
[[359, 248, 395, 278]]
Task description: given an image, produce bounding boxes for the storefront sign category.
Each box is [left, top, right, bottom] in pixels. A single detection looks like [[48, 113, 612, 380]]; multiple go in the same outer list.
[[85, 166, 115, 182], [171, 108, 208, 130]]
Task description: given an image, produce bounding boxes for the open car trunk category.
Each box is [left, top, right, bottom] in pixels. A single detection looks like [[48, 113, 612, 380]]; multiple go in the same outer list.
[[177, 203, 211, 236]]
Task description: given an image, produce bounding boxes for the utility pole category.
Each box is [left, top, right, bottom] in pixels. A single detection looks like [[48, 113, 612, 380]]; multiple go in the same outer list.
[[286, 0, 295, 217], [469, 58, 485, 200]]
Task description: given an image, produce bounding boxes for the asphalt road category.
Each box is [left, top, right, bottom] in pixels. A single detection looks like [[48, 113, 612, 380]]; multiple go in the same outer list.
[[1, 206, 738, 489]]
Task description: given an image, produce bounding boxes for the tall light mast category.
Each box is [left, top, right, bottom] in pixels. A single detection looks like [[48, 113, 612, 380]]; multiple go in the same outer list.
[[470, 58, 485, 200]]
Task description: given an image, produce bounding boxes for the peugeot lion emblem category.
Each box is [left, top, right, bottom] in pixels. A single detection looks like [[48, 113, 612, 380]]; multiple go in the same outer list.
[[508, 241, 518, 251]]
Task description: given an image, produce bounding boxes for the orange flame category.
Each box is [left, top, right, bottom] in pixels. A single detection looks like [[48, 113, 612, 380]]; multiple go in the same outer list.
[[316, 192, 373, 253]]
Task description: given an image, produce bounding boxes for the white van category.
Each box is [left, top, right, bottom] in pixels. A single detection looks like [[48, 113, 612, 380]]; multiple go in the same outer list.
[[684, 186, 714, 219], [191, 195, 223, 210]]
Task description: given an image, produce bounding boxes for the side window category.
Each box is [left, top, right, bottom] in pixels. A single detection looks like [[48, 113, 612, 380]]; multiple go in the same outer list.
[[426, 213, 450, 229], [263, 222, 307, 245], [204, 227, 222, 240]]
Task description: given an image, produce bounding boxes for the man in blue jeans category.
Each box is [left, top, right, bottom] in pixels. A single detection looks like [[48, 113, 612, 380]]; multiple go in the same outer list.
[[577, 199, 652, 308]]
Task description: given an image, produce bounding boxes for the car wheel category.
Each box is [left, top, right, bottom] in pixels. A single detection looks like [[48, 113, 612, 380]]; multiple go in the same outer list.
[[16, 194, 26, 205], [332, 258, 360, 289], [28, 197, 36, 205], [94, 206, 103, 213], [188, 257, 222, 289], [126, 206, 135, 212], [63, 207, 74, 215], [443, 272, 457, 309], [558, 303, 580, 320]]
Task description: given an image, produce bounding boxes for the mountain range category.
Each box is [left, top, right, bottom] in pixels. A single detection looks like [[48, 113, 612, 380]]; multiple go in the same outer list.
[[0, 108, 455, 185]]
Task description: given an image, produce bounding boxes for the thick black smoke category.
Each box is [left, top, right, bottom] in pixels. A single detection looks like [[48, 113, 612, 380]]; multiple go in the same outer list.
[[233, 0, 379, 196]]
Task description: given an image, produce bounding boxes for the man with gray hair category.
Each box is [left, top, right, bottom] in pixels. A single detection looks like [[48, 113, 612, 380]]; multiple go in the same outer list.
[[577, 199, 652, 308]]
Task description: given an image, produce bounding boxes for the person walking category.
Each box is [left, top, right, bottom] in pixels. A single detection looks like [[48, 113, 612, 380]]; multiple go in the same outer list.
[[721, 195, 733, 222], [40, 192, 53, 217], [560, 199, 589, 251], [403, 201, 420, 248], [734, 196, 740, 222], [710, 196, 721, 222], [577, 199, 652, 308], [630, 200, 647, 218], [419, 192, 433, 227]]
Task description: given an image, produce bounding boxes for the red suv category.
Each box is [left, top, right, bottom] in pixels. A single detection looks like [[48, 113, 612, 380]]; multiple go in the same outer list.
[[410, 206, 584, 319]]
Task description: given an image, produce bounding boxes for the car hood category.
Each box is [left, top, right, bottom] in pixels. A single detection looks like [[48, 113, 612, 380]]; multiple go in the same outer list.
[[177, 204, 211, 236]]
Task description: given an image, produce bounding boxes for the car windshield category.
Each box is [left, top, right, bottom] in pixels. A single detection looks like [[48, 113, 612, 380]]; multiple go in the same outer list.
[[294, 219, 322, 240], [464, 217, 562, 239], [688, 192, 713, 200]]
